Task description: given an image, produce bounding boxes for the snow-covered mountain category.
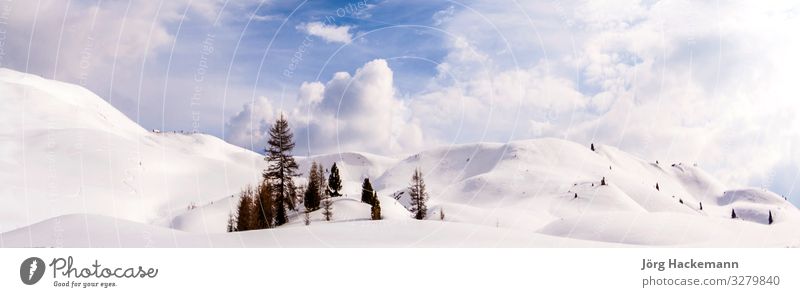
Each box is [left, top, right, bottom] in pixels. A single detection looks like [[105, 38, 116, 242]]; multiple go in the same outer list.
[[0, 68, 264, 233], [1, 68, 798, 247]]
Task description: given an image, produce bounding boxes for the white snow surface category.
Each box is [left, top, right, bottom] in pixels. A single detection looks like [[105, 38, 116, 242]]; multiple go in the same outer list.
[[1, 68, 799, 247]]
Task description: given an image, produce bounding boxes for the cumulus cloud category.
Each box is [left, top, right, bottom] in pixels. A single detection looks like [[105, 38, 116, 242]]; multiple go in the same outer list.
[[226, 59, 425, 156], [225, 96, 276, 152], [299, 59, 423, 154], [296, 22, 353, 44]]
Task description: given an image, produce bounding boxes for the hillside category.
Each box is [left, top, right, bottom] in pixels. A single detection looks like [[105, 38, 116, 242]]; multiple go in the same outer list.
[[0, 68, 264, 232], [1, 68, 798, 247]]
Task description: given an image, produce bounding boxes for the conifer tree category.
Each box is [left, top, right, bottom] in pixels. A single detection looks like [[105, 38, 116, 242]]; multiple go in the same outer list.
[[731, 209, 737, 219], [263, 115, 299, 226], [590, 143, 595, 151], [601, 177, 606, 186], [768, 210, 774, 225], [328, 162, 343, 197], [655, 183, 660, 191], [317, 164, 327, 199], [371, 195, 382, 220], [321, 194, 333, 221], [304, 162, 321, 211], [287, 183, 299, 213], [700, 202, 703, 210], [361, 178, 375, 205], [236, 186, 256, 231], [254, 182, 275, 229], [409, 168, 429, 220]]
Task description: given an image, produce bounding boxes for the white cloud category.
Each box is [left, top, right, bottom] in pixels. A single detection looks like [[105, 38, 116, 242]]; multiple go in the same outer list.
[[226, 59, 425, 156], [432, 5, 455, 26], [296, 22, 353, 44], [299, 59, 425, 155], [411, 0, 800, 193], [225, 96, 276, 151], [297, 81, 325, 106]]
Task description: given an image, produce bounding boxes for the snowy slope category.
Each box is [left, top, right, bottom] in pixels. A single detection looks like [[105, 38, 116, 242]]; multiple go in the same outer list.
[[0, 213, 631, 248], [375, 139, 800, 232], [1, 68, 798, 247], [0, 68, 264, 232]]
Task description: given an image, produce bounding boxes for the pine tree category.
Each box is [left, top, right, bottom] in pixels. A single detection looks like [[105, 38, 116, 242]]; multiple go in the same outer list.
[[768, 210, 774, 225], [409, 168, 429, 220], [263, 115, 300, 226], [699, 202, 703, 210], [600, 177, 606, 186], [590, 143, 595, 151], [287, 183, 299, 213], [317, 164, 327, 200], [655, 183, 660, 191], [304, 162, 321, 211], [371, 195, 381, 220], [254, 182, 275, 229], [731, 209, 737, 219], [361, 178, 375, 205], [328, 162, 343, 197], [236, 186, 256, 231], [321, 194, 333, 221]]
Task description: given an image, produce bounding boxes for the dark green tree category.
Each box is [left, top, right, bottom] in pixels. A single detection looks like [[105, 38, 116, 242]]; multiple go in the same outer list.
[[327, 162, 343, 197], [263, 115, 299, 226], [304, 162, 321, 211], [768, 210, 774, 225], [409, 168, 429, 220], [361, 178, 375, 205], [731, 209, 737, 219]]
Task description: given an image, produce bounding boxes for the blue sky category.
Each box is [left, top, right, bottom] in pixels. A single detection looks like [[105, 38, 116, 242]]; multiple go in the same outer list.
[[3, 0, 800, 204]]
